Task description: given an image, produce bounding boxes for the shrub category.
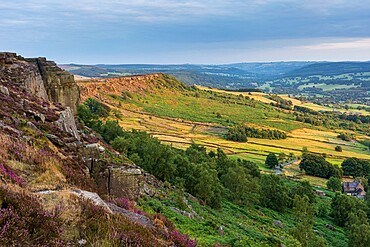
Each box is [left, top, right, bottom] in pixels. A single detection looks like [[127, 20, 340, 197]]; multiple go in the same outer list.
[[0, 186, 63, 246]]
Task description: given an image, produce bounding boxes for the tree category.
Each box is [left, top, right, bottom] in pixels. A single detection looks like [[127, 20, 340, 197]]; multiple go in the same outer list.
[[341, 157, 370, 177], [299, 153, 342, 178], [346, 210, 370, 247], [331, 192, 366, 227], [259, 175, 289, 212], [265, 153, 278, 169], [289, 180, 316, 205], [335, 146, 342, 152], [326, 177, 342, 192], [221, 166, 260, 205], [290, 195, 327, 247]]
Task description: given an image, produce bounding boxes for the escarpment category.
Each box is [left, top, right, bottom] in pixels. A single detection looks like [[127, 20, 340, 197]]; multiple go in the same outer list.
[[0, 52, 79, 113], [0, 52, 160, 200]]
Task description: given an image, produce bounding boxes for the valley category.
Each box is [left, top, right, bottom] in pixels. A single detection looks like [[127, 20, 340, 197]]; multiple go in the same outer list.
[[77, 73, 370, 186]]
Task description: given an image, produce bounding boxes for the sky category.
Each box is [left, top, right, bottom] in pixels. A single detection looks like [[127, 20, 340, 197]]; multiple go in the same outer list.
[[1, 0, 370, 64]]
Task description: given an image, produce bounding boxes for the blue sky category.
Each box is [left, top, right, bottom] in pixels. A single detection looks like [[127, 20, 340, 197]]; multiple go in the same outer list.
[[1, 0, 370, 64]]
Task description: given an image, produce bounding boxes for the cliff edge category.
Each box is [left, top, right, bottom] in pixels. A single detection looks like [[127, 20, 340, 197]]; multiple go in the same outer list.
[[0, 52, 79, 113]]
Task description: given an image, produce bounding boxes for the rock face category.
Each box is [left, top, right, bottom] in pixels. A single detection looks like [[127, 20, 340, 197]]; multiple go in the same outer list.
[[54, 107, 80, 141], [0, 52, 79, 113], [26, 57, 80, 113], [83, 143, 161, 200]]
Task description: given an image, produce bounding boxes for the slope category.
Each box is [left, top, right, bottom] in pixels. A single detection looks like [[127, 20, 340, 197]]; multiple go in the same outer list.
[[78, 73, 370, 180]]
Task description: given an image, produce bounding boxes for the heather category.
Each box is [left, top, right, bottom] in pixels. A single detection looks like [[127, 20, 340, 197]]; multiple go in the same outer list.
[[0, 186, 63, 246]]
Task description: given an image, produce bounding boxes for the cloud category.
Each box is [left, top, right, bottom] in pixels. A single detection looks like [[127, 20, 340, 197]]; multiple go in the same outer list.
[[301, 38, 370, 50]]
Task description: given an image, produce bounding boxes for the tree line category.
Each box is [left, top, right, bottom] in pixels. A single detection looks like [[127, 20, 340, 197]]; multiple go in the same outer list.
[[226, 125, 287, 142]]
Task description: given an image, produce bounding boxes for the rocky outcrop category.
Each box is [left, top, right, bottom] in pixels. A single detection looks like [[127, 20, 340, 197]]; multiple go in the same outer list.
[[54, 107, 80, 141], [83, 143, 161, 200], [0, 52, 79, 113], [26, 57, 80, 113], [0, 52, 48, 99]]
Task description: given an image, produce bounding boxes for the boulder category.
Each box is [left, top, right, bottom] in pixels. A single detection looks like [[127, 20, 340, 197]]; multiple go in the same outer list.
[[72, 189, 113, 213], [26, 121, 40, 132], [325, 224, 335, 231], [46, 134, 64, 147], [0, 85, 9, 96], [109, 167, 142, 199], [54, 107, 80, 141], [273, 220, 285, 229], [218, 226, 224, 236]]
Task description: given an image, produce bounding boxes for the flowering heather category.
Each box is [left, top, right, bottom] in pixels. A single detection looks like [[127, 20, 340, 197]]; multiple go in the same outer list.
[[111, 197, 146, 215], [0, 163, 24, 186], [169, 230, 197, 247], [0, 186, 64, 246]]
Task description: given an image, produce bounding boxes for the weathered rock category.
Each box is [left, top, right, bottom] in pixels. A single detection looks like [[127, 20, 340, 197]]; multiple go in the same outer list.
[[107, 202, 153, 228], [109, 167, 142, 199], [46, 134, 64, 147], [218, 226, 224, 236], [54, 107, 80, 140], [0, 123, 23, 136], [325, 224, 335, 231], [170, 207, 196, 219], [273, 220, 285, 229], [28, 57, 80, 113], [26, 110, 45, 123], [37, 189, 113, 214], [26, 121, 40, 132], [85, 143, 105, 153], [72, 189, 113, 213], [0, 52, 79, 112], [0, 85, 9, 96]]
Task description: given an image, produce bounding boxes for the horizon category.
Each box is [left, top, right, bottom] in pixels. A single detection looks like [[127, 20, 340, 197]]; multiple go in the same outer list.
[[1, 1, 370, 64], [60, 59, 370, 66]]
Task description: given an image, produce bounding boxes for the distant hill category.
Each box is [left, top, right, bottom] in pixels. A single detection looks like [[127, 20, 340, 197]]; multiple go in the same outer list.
[[62, 61, 370, 99], [283, 61, 370, 77]]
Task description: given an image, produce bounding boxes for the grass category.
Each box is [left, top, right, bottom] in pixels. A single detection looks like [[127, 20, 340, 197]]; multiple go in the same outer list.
[[139, 179, 348, 247]]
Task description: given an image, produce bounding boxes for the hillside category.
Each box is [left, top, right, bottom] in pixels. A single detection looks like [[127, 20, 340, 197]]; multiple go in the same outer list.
[[2, 54, 370, 246], [78, 73, 370, 169], [0, 53, 198, 246], [284, 62, 370, 77], [76, 72, 370, 246]]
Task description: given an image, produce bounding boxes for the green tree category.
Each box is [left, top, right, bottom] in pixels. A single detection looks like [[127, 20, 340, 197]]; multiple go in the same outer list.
[[265, 153, 278, 169], [299, 153, 342, 178], [290, 195, 326, 247], [99, 120, 124, 143], [259, 175, 289, 212], [326, 177, 342, 192], [331, 192, 366, 226], [194, 166, 222, 209], [346, 210, 370, 247], [341, 157, 370, 177], [221, 165, 260, 205], [289, 180, 316, 205]]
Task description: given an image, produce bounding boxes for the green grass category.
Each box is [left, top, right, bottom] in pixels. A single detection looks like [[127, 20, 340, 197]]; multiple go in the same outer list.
[[128, 89, 303, 132]]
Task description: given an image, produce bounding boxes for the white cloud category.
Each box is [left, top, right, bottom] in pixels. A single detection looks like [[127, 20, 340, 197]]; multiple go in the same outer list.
[[302, 38, 370, 50]]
